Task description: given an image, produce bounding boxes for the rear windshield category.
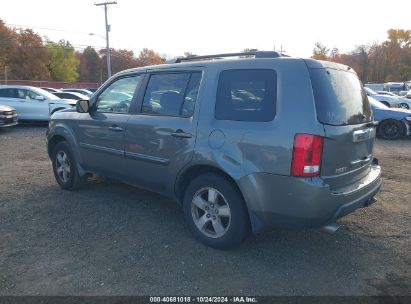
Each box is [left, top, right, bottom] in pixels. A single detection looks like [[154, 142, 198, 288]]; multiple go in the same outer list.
[[309, 68, 372, 126]]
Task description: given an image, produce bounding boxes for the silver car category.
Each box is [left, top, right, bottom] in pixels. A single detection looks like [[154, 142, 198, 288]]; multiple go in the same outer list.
[[0, 86, 76, 121], [364, 87, 402, 108]]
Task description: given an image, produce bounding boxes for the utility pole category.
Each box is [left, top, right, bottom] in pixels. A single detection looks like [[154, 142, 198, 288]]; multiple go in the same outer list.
[[94, 1, 117, 79], [4, 66, 7, 85]]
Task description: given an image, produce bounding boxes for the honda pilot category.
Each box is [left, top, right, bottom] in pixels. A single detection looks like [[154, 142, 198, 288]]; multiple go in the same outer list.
[[47, 51, 382, 249]]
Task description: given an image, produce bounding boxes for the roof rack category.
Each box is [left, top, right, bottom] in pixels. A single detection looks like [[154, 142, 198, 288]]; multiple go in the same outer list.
[[167, 51, 282, 64]]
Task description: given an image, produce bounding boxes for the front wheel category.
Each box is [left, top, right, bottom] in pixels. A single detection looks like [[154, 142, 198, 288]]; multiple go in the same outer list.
[[52, 141, 86, 190], [183, 173, 250, 250], [377, 120, 404, 140]]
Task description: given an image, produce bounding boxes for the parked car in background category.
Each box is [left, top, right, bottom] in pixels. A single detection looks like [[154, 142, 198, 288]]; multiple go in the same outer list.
[[364, 83, 384, 92], [0, 86, 76, 121], [47, 52, 381, 249], [377, 91, 411, 109], [86, 88, 98, 93], [383, 82, 407, 95], [369, 96, 411, 139], [376, 91, 398, 96], [41, 87, 62, 93], [364, 87, 401, 108], [62, 88, 93, 97], [0, 105, 18, 128], [52, 92, 89, 101]]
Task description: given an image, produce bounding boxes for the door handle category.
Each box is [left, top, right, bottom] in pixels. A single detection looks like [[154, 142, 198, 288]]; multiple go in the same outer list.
[[171, 129, 192, 138], [108, 125, 123, 132]]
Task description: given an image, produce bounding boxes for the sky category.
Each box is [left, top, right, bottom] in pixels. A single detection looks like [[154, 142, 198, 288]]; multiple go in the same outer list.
[[1, 0, 410, 58]]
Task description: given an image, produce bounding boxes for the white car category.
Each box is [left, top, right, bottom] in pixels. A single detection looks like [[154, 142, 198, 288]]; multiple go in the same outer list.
[[377, 91, 411, 109], [0, 85, 76, 121], [364, 87, 401, 108]]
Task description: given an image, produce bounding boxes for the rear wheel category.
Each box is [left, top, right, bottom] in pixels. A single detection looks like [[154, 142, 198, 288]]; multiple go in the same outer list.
[[183, 173, 250, 250], [400, 103, 409, 109], [377, 120, 404, 140], [52, 141, 87, 190]]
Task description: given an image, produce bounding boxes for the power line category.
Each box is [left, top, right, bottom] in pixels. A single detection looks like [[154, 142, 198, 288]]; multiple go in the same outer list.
[[5, 23, 97, 36]]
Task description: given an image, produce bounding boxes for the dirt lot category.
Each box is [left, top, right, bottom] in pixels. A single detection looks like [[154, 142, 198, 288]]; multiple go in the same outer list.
[[0, 124, 410, 296]]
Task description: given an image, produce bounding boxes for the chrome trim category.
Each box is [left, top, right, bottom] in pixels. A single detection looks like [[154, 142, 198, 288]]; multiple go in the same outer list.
[[79, 142, 124, 156], [125, 151, 169, 165]]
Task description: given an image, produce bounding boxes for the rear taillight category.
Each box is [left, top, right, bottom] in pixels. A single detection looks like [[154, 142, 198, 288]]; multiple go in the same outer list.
[[291, 134, 323, 177]]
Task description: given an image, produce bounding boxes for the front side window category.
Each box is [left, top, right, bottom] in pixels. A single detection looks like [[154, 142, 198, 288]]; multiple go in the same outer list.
[[215, 69, 277, 122], [142, 72, 201, 117], [15, 89, 41, 100], [26, 90, 42, 100], [96, 75, 142, 113]]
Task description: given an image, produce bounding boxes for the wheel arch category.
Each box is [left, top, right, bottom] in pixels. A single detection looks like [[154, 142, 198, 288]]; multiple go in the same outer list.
[[50, 107, 66, 115], [174, 164, 255, 230], [47, 134, 67, 158], [47, 124, 87, 176]]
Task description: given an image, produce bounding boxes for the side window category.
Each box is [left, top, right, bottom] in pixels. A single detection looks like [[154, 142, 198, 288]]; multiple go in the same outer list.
[[16, 89, 29, 99], [142, 72, 201, 117], [0, 89, 12, 98], [0, 89, 18, 98], [25, 90, 42, 100], [96, 75, 142, 113], [215, 69, 277, 122]]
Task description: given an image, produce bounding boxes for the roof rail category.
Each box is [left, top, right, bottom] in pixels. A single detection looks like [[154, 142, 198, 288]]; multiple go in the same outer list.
[[167, 51, 282, 64]]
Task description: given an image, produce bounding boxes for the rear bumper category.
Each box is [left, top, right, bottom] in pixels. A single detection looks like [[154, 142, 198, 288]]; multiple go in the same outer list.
[[238, 164, 382, 233]]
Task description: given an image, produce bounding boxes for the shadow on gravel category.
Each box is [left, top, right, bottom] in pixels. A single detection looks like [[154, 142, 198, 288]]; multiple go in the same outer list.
[[1, 177, 410, 295]]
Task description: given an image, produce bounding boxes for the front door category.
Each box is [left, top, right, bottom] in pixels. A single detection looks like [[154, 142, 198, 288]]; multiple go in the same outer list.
[[124, 71, 202, 194], [75, 74, 144, 179]]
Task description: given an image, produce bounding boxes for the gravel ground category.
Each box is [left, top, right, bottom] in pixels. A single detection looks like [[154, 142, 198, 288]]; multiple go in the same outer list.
[[0, 124, 410, 296]]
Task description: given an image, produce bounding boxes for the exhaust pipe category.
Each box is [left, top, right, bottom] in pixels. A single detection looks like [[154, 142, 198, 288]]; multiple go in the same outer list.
[[363, 197, 377, 207], [321, 222, 341, 233]]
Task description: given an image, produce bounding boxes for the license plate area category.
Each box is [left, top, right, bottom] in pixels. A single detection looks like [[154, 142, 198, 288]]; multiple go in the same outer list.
[[353, 128, 375, 143]]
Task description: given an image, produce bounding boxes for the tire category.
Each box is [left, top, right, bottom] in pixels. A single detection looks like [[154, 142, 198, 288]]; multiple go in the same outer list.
[[52, 141, 87, 190], [381, 101, 390, 107], [400, 103, 409, 109], [377, 120, 404, 140], [183, 173, 250, 250]]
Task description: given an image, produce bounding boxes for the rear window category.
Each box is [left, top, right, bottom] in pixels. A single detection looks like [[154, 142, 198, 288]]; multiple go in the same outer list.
[[215, 69, 276, 122], [309, 68, 372, 126]]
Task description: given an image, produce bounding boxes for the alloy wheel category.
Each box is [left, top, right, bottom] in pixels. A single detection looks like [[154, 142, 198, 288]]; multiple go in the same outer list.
[[55, 151, 71, 183], [191, 187, 231, 238]]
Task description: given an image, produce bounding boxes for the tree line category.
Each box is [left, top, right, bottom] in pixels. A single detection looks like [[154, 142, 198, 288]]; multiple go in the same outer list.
[[312, 29, 411, 83], [0, 19, 164, 83]]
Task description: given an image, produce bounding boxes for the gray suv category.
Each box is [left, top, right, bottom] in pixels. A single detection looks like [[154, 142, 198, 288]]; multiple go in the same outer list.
[[47, 51, 382, 249]]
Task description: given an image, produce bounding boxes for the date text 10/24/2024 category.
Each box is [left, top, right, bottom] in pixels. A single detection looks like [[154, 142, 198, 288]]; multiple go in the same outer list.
[[149, 297, 258, 303]]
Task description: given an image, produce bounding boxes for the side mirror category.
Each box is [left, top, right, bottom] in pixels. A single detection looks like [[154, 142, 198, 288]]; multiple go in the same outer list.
[[76, 99, 90, 113], [34, 95, 45, 101]]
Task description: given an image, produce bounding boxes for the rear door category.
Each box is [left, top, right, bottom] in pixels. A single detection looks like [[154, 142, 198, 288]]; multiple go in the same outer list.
[[308, 65, 375, 190], [123, 70, 202, 194]]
